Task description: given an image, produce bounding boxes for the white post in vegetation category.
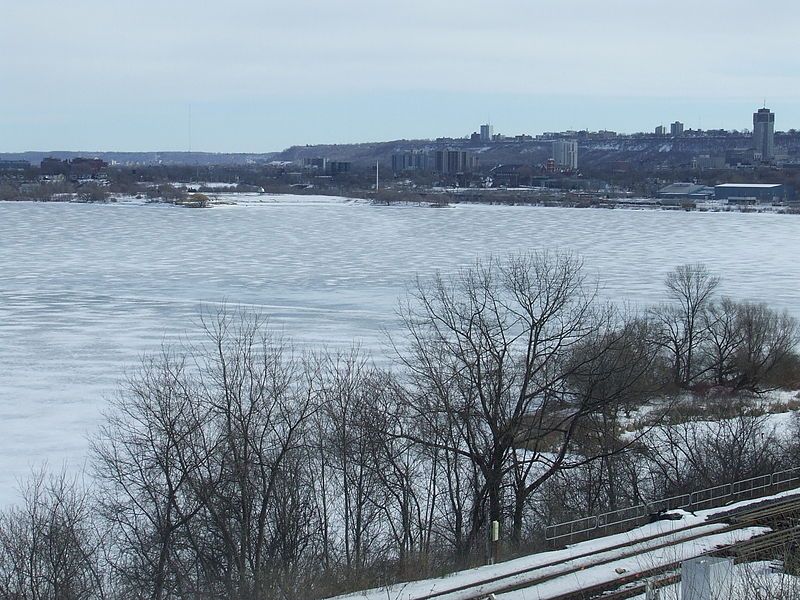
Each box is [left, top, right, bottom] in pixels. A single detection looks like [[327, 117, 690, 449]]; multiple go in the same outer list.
[[681, 556, 734, 600], [488, 520, 499, 565]]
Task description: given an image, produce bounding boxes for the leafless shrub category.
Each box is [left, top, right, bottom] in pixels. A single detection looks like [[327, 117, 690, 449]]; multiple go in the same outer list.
[[0, 469, 105, 600]]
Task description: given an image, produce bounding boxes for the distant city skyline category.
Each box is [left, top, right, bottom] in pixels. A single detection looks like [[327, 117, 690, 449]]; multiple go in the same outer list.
[[2, 0, 799, 152]]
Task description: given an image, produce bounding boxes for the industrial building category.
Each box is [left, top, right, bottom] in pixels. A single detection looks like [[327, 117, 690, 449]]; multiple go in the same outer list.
[[657, 182, 715, 201], [714, 183, 790, 204]]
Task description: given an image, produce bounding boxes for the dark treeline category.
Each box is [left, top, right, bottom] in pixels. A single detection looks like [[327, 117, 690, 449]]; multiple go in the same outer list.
[[0, 163, 377, 203], [1, 254, 799, 600]]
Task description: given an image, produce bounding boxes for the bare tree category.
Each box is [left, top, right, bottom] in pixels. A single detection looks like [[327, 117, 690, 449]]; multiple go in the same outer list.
[[550, 317, 661, 515], [394, 252, 657, 550], [0, 469, 105, 600], [311, 348, 437, 583], [93, 308, 319, 600], [645, 411, 783, 494], [93, 349, 201, 600], [700, 297, 800, 391], [652, 263, 720, 387], [733, 302, 800, 391], [315, 349, 386, 573], [702, 297, 744, 387], [185, 308, 318, 599], [365, 376, 437, 574]]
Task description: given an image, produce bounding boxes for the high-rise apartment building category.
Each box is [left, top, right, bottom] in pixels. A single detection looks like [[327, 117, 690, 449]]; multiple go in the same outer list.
[[670, 121, 684, 136], [655, 125, 666, 136], [480, 124, 494, 143], [433, 149, 477, 174], [753, 107, 775, 161], [552, 140, 578, 170], [391, 150, 428, 172]]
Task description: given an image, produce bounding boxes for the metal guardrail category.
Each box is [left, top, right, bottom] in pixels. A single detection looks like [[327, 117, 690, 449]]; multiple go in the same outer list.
[[545, 466, 800, 543]]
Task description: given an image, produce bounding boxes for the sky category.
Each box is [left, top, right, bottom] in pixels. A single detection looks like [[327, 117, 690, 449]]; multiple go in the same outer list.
[[1, 0, 799, 153]]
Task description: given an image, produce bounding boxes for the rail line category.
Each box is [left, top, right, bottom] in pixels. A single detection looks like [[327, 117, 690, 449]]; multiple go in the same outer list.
[[409, 491, 800, 600], [567, 526, 800, 600]]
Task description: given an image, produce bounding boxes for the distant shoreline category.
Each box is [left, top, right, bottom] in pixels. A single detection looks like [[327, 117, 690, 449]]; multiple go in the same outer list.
[[2, 193, 797, 216]]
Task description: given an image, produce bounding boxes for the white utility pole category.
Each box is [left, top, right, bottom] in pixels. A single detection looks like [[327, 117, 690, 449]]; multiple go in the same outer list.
[[375, 160, 379, 191]]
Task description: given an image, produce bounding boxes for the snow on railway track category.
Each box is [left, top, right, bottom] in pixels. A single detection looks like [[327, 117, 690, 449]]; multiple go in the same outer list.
[[491, 527, 769, 600], [329, 489, 800, 600]]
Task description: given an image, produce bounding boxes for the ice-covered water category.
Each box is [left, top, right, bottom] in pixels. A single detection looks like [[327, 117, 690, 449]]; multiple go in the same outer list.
[[0, 196, 797, 504]]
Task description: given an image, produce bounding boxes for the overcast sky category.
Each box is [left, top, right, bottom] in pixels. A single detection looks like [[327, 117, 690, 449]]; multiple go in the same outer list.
[[1, 0, 798, 152]]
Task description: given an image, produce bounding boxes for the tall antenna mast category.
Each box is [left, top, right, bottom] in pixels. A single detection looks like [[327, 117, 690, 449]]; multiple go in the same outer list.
[[188, 103, 192, 153]]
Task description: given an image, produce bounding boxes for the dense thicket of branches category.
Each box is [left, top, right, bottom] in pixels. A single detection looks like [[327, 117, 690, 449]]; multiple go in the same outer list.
[[1, 256, 798, 600]]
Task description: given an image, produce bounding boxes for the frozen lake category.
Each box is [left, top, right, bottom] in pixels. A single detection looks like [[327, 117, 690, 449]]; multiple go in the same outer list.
[[0, 195, 797, 504]]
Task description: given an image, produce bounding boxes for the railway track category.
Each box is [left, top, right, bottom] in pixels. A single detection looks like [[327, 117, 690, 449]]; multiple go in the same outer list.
[[568, 525, 800, 600], [408, 492, 800, 600]]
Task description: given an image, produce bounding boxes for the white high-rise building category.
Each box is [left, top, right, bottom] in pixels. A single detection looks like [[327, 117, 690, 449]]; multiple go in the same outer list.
[[552, 140, 578, 170], [480, 124, 494, 142]]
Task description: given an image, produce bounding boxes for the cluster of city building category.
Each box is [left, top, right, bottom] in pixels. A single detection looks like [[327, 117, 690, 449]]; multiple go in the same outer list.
[[653, 122, 685, 137], [654, 108, 776, 162], [653, 107, 787, 204], [390, 136, 578, 176], [0, 157, 111, 183], [301, 157, 352, 176], [0, 106, 793, 208], [39, 157, 108, 179], [387, 107, 780, 178], [390, 149, 478, 174]]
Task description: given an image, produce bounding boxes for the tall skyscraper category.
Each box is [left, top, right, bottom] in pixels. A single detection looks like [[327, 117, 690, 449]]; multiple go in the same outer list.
[[670, 121, 684, 136], [753, 107, 775, 161], [552, 140, 578, 170], [480, 124, 494, 143]]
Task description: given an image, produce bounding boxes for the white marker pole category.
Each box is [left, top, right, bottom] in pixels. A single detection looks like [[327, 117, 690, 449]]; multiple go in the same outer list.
[[490, 520, 499, 564]]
